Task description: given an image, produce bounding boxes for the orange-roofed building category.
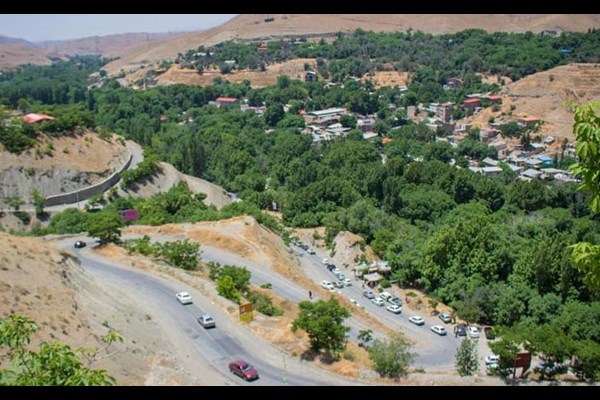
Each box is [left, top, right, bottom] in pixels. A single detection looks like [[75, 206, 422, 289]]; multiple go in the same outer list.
[[382, 137, 393, 144], [517, 116, 541, 127], [486, 94, 502, 102], [22, 113, 55, 124]]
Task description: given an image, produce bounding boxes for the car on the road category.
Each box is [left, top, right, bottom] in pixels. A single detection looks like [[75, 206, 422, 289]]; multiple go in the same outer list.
[[379, 291, 392, 301], [363, 290, 375, 299], [431, 325, 448, 336], [408, 316, 425, 326], [197, 314, 216, 329], [74, 240, 86, 249], [454, 324, 467, 337], [307, 248, 316, 254], [332, 268, 342, 275], [386, 305, 402, 314], [438, 312, 451, 324], [333, 280, 344, 289], [371, 297, 385, 307], [483, 326, 496, 340], [387, 296, 402, 306], [335, 272, 346, 281], [485, 355, 500, 365], [322, 258, 329, 265], [343, 278, 352, 286], [321, 281, 335, 291], [175, 292, 193, 305], [467, 326, 480, 338], [228, 360, 259, 381]]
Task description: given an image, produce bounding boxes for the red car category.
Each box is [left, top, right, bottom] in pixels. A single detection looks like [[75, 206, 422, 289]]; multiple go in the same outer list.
[[228, 360, 259, 381]]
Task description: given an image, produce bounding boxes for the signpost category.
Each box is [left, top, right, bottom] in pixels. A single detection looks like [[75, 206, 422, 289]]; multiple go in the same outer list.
[[239, 303, 254, 323]]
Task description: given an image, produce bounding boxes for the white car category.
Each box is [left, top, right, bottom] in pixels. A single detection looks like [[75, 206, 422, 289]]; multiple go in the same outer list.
[[343, 278, 352, 286], [379, 291, 392, 301], [467, 326, 480, 338], [176, 292, 193, 305], [197, 314, 215, 329], [386, 305, 402, 314], [371, 297, 385, 307], [321, 280, 335, 291], [485, 355, 500, 365], [322, 258, 329, 265], [408, 316, 425, 326], [307, 248, 316, 254], [431, 325, 447, 336], [332, 268, 342, 275]]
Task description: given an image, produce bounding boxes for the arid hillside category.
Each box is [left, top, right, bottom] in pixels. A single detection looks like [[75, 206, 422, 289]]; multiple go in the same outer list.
[[0, 232, 151, 384], [0, 132, 128, 208], [105, 14, 600, 76], [502, 63, 600, 140], [0, 32, 179, 71]]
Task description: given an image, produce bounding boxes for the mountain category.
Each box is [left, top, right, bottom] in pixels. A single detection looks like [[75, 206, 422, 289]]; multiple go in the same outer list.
[[103, 14, 600, 75]]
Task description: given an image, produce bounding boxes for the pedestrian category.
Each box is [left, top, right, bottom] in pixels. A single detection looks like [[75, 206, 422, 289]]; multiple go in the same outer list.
[[309, 290, 312, 299], [362, 282, 365, 289]]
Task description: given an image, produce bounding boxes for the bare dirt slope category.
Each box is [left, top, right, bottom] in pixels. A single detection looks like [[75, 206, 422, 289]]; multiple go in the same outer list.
[[105, 14, 600, 76], [154, 58, 316, 88], [0, 43, 52, 70], [0, 33, 178, 71], [502, 63, 600, 140], [0, 232, 151, 384], [0, 132, 128, 208], [120, 161, 232, 209]]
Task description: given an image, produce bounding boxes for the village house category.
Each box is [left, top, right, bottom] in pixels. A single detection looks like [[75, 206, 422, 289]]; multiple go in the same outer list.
[[21, 113, 55, 124]]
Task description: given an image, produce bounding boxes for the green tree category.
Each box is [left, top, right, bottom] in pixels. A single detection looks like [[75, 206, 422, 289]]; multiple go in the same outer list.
[[570, 102, 600, 290], [87, 211, 124, 244], [30, 189, 46, 216], [455, 337, 479, 376], [291, 298, 350, 354], [368, 332, 416, 380], [216, 275, 241, 303], [0, 315, 121, 386], [157, 240, 201, 270]]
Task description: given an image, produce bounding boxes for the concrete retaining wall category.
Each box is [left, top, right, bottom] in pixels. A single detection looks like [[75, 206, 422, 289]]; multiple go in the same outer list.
[[45, 152, 132, 207]]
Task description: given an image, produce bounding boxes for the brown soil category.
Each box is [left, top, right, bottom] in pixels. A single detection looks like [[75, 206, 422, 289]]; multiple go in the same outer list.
[[154, 58, 317, 88], [0, 132, 127, 174], [502, 63, 600, 141], [363, 71, 411, 88]]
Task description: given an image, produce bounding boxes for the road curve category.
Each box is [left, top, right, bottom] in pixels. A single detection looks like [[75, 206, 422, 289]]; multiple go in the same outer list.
[[65, 241, 363, 386]]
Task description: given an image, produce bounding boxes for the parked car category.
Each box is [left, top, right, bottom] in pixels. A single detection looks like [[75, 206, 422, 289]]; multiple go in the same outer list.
[[307, 248, 316, 254], [363, 290, 375, 299], [431, 325, 447, 336], [454, 324, 467, 337], [333, 280, 344, 289], [197, 314, 216, 329], [379, 291, 392, 301], [371, 297, 385, 307], [467, 326, 480, 338], [409, 316, 425, 326], [483, 326, 496, 340], [438, 313, 451, 324], [228, 360, 259, 381], [322, 258, 329, 265], [175, 292, 193, 305], [321, 281, 335, 291], [387, 296, 402, 306], [343, 278, 352, 286], [74, 240, 86, 249], [485, 355, 500, 365], [386, 305, 402, 314]]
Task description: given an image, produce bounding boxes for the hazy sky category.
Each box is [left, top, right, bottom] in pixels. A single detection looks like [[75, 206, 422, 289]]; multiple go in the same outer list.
[[0, 14, 238, 42]]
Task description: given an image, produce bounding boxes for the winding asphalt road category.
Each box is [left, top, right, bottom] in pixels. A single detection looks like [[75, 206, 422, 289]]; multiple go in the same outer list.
[[65, 240, 360, 386]]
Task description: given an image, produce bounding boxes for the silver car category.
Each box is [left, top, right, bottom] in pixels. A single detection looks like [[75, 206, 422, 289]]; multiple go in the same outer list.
[[198, 314, 216, 329]]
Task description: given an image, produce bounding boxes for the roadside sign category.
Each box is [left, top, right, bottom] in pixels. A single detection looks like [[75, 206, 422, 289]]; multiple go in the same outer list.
[[239, 303, 254, 323]]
